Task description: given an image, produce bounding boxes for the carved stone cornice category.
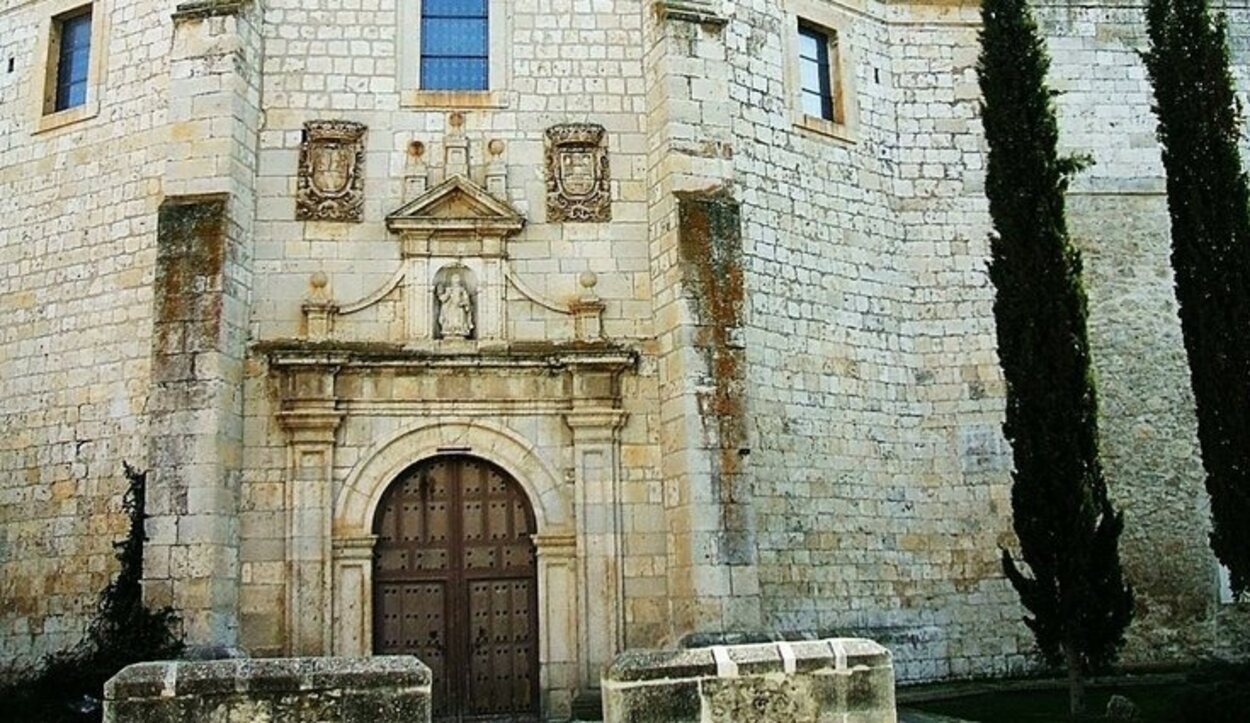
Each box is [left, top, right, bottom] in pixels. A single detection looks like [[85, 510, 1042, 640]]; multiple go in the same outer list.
[[655, 0, 726, 26], [172, 0, 248, 22], [260, 341, 637, 415], [259, 340, 637, 375]]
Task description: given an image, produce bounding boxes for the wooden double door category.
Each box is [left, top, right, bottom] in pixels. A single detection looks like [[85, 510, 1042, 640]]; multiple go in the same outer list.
[[372, 456, 540, 721]]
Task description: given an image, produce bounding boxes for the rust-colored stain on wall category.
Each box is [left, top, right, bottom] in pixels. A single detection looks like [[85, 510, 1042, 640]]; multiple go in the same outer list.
[[676, 187, 754, 565]]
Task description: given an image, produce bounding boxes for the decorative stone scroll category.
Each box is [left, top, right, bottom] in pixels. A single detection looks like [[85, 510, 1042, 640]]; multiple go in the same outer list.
[[546, 124, 611, 223], [297, 120, 366, 222]]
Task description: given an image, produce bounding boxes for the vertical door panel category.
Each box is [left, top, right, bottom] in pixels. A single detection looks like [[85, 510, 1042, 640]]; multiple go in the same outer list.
[[373, 456, 538, 721]]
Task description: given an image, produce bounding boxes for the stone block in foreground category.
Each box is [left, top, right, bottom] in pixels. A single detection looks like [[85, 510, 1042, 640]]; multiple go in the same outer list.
[[603, 638, 895, 723], [103, 656, 431, 723]]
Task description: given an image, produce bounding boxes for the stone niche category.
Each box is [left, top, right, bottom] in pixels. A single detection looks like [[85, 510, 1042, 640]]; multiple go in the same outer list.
[[103, 657, 431, 723], [602, 638, 896, 723]]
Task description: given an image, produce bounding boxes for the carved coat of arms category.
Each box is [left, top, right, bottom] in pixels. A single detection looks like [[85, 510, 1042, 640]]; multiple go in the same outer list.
[[297, 120, 367, 222], [545, 124, 611, 223]]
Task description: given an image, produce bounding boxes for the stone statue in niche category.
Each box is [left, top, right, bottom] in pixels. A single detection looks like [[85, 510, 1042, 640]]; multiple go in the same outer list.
[[296, 120, 366, 222], [437, 273, 474, 339], [545, 123, 611, 223]]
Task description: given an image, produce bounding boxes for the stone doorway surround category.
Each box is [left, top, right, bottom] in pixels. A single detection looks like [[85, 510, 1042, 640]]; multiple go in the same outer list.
[[260, 154, 634, 717], [263, 345, 634, 719]]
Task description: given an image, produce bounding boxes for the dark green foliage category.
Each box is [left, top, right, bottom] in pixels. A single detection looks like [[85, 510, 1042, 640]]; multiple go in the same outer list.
[[1169, 663, 1250, 723], [976, 0, 1135, 701], [1143, 0, 1250, 600], [0, 464, 182, 723]]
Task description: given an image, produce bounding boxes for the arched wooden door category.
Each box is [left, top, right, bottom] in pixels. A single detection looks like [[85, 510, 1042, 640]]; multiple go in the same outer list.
[[372, 456, 540, 721]]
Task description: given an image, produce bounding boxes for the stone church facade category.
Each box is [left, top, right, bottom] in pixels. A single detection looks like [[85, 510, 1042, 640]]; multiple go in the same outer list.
[[2, 0, 1248, 718]]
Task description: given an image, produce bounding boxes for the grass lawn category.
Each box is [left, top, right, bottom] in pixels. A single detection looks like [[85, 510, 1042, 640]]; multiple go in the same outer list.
[[910, 684, 1207, 722]]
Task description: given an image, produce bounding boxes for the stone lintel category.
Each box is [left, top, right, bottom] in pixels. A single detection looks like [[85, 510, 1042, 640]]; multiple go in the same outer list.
[[172, 0, 248, 22]]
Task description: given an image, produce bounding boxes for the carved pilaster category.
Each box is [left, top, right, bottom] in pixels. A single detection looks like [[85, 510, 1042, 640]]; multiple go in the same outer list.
[[533, 532, 579, 710], [564, 409, 628, 694], [277, 367, 343, 657], [331, 535, 377, 656]]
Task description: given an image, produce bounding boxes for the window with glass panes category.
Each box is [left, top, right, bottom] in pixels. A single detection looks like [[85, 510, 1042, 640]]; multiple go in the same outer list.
[[54, 9, 92, 111], [798, 23, 835, 122], [420, 0, 488, 91]]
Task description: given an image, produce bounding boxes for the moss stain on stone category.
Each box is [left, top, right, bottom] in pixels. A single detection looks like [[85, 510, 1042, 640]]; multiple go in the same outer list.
[[154, 195, 230, 366], [675, 186, 753, 564]]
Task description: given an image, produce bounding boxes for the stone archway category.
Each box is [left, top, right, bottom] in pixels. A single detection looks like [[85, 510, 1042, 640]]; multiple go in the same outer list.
[[328, 419, 580, 718], [334, 418, 570, 538]]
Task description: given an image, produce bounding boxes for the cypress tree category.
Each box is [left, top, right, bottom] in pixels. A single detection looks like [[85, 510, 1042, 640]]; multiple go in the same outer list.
[[977, 0, 1135, 715], [1143, 0, 1250, 600]]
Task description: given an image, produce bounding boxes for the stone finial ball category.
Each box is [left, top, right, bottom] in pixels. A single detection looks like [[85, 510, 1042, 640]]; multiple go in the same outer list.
[[579, 271, 598, 290], [488, 139, 506, 157], [409, 140, 425, 158], [310, 271, 329, 289]]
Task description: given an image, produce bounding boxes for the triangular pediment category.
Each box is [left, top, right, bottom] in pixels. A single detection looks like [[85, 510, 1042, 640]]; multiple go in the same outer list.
[[386, 175, 524, 235]]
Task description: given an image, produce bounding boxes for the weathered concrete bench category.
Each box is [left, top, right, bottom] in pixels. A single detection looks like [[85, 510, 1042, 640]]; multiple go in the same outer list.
[[603, 638, 895, 722], [103, 656, 431, 722]]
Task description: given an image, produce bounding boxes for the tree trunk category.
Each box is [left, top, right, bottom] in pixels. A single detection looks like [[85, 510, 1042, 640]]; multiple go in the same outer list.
[[1064, 641, 1087, 719]]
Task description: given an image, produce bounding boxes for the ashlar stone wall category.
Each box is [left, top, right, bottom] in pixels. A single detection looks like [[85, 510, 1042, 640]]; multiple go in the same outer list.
[[703, 0, 1250, 681], [2, 0, 1249, 696], [0, 0, 172, 666]]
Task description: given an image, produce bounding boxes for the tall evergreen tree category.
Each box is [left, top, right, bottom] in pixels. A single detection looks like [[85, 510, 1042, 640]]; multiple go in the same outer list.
[[1143, 0, 1250, 600], [977, 0, 1135, 715]]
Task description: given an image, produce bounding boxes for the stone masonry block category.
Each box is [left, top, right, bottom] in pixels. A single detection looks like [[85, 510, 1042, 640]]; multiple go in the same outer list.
[[603, 638, 895, 723], [103, 656, 432, 723]]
